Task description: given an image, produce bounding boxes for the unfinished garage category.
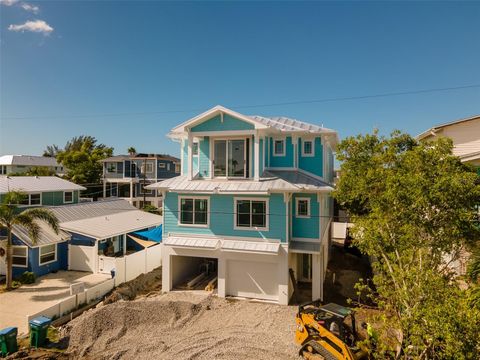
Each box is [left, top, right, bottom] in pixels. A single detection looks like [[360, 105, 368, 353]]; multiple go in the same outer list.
[[171, 255, 218, 290]]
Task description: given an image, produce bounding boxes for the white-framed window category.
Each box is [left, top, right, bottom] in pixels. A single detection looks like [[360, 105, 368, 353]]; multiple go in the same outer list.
[[178, 196, 209, 227], [106, 163, 117, 173], [302, 140, 314, 157], [39, 244, 56, 265], [193, 142, 199, 156], [159, 162, 166, 169], [295, 197, 311, 218], [144, 163, 154, 173], [234, 198, 269, 231], [20, 193, 42, 206], [12, 246, 28, 268], [64, 191, 73, 203], [273, 139, 285, 156], [167, 163, 171, 171]]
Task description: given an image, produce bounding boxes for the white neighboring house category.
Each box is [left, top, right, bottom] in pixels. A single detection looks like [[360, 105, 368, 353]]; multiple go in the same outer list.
[[418, 115, 480, 275], [0, 155, 65, 176]]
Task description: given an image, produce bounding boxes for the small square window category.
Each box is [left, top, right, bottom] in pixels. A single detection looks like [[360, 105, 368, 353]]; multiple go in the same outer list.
[[64, 191, 73, 203], [159, 163, 166, 169], [274, 140, 285, 156], [302, 140, 314, 156], [30, 194, 41, 206], [296, 198, 310, 218]]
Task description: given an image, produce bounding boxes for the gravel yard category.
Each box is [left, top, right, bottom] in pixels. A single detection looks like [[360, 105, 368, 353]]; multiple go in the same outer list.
[[63, 291, 301, 360]]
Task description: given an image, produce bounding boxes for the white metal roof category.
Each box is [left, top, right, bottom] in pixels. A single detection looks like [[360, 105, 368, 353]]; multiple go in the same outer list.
[[163, 237, 219, 249], [147, 170, 333, 194], [0, 155, 61, 167], [12, 221, 71, 247], [59, 210, 162, 239], [221, 239, 280, 254], [48, 199, 136, 223], [0, 176, 86, 194], [289, 241, 321, 254]]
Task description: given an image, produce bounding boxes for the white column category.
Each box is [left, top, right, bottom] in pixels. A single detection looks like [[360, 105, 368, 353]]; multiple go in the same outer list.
[[187, 131, 193, 180], [292, 136, 298, 169], [129, 179, 134, 205], [123, 234, 126, 255], [217, 256, 226, 298], [312, 253, 322, 301], [278, 245, 289, 305], [103, 180, 107, 199], [254, 132, 260, 181], [162, 249, 172, 293]]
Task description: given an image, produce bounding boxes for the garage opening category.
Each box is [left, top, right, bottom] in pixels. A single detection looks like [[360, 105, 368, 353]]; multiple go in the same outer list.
[[171, 256, 218, 291]]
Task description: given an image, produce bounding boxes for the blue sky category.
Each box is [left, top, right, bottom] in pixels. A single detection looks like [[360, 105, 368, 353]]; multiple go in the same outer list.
[[1, 1, 479, 157]]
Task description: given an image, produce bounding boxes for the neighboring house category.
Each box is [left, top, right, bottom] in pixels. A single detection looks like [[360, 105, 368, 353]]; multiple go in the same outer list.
[[417, 115, 480, 275], [0, 155, 65, 176], [0, 176, 86, 278], [0, 199, 162, 279], [417, 115, 480, 172], [101, 153, 180, 208], [148, 105, 338, 305]]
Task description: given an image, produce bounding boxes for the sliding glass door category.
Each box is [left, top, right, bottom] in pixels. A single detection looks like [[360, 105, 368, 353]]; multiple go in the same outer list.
[[213, 139, 247, 178]]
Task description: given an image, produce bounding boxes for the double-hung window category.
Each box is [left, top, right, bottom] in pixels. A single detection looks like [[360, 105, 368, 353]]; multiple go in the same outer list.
[[39, 244, 56, 265], [302, 140, 314, 157], [296, 198, 310, 218], [179, 197, 208, 226], [235, 198, 268, 230], [273, 139, 285, 156], [12, 246, 28, 267], [64, 191, 73, 203], [107, 163, 117, 173]]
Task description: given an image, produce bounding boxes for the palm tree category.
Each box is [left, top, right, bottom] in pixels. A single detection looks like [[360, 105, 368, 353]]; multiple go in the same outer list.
[[0, 191, 59, 290], [127, 147, 137, 156]]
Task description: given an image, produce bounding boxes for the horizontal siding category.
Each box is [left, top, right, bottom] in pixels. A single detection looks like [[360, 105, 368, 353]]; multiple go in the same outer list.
[[199, 137, 210, 178], [269, 136, 294, 168], [191, 114, 255, 132], [298, 137, 323, 178], [292, 193, 319, 239], [164, 192, 287, 242]]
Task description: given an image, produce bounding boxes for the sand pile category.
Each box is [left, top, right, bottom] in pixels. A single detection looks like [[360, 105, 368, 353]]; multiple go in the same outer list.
[[63, 292, 300, 360]]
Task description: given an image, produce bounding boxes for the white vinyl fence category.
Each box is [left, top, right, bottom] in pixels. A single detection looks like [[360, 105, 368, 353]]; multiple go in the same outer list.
[[26, 245, 162, 332]]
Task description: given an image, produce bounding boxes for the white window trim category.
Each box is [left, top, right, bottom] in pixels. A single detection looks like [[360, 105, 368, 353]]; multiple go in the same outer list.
[[12, 245, 28, 268], [273, 139, 286, 157], [159, 162, 166, 169], [193, 142, 199, 157], [140, 185, 153, 195], [38, 244, 57, 266], [295, 197, 311, 218], [20, 193, 42, 207], [145, 163, 154, 173], [212, 137, 248, 179], [301, 140, 315, 157], [63, 191, 74, 204], [233, 197, 269, 231], [106, 162, 117, 173], [178, 195, 210, 228]]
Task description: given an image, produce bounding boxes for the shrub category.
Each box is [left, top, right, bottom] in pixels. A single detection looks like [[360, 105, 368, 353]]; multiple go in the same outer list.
[[19, 271, 36, 284]]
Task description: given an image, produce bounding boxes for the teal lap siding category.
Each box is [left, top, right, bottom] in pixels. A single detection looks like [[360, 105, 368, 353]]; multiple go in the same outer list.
[[164, 192, 287, 242], [269, 136, 294, 168], [298, 137, 324, 178], [292, 193, 320, 239], [191, 114, 254, 132]]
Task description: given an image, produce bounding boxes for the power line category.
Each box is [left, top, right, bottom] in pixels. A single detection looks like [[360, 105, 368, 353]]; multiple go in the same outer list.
[[3, 83, 479, 120]]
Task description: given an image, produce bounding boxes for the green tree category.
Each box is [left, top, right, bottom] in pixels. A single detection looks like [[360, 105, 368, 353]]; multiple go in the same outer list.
[[55, 136, 113, 184], [0, 191, 59, 290], [43, 144, 60, 158], [8, 166, 56, 177], [335, 131, 480, 359], [127, 147, 137, 156]]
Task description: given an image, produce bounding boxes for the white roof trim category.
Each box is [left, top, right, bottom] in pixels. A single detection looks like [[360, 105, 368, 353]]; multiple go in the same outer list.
[[221, 239, 280, 254], [163, 236, 219, 249], [169, 105, 268, 137]]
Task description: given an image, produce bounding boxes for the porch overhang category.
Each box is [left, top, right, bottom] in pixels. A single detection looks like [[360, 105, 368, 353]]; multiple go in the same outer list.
[[289, 241, 321, 254], [221, 239, 280, 255], [163, 237, 219, 250]]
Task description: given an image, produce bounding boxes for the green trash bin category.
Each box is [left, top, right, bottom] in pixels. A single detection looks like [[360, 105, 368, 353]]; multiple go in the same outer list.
[[0, 327, 18, 356], [29, 316, 51, 348]]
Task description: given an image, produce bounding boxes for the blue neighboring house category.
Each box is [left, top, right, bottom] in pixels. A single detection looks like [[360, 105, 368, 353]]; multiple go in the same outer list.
[[101, 153, 180, 209], [148, 105, 338, 305], [0, 176, 86, 279]]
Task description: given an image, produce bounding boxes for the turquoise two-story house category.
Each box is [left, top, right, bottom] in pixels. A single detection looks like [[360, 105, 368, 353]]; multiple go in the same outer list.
[[148, 106, 338, 304]]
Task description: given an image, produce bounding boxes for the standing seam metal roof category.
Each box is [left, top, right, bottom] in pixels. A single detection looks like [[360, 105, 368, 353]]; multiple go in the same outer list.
[[0, 176, 86, 194]]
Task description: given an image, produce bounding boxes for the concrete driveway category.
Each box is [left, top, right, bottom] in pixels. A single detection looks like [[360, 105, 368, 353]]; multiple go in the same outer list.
[[0, 271, 110, 334]]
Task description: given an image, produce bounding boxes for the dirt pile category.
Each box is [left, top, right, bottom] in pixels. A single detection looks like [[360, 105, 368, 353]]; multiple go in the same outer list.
[[103, 266, 162, 304], [63, 292, 300, 360]]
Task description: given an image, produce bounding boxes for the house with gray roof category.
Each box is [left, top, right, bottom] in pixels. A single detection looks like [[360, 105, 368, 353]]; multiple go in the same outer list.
[[147, 105, 338, 304], [0, 155, 65, 176]]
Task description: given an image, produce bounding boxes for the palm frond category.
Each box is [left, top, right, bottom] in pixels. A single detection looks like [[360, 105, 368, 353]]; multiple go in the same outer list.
[[2, 191, 27, 206], [20, 208, 60, 235], [14, 213, 41, 242]]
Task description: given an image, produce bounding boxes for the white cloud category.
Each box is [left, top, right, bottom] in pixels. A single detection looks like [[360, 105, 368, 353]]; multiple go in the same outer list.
[[0, 0, 19, 6], [21, 2, 39, 14], [8, 20, 53, 35]]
